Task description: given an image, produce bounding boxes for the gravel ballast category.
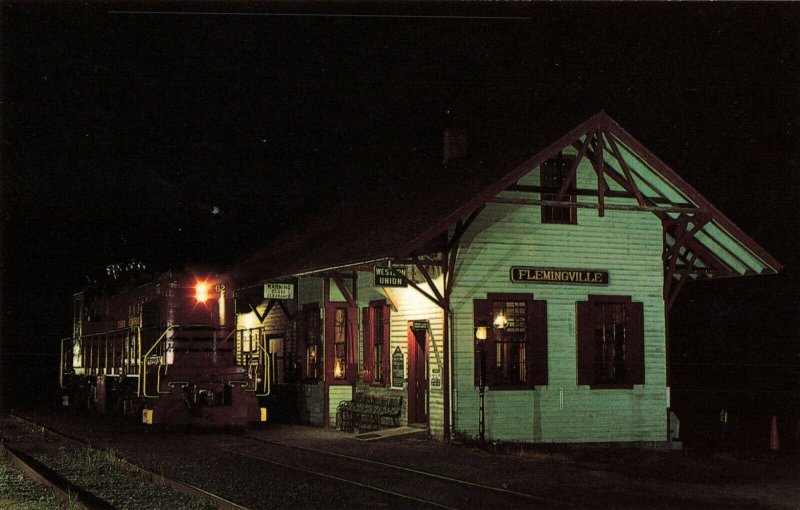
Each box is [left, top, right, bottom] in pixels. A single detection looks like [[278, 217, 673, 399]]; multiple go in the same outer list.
[[1, 415, 216, 510]]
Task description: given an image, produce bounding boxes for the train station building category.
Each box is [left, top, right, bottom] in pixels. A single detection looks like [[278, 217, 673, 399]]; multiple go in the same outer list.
[[232, 111, 781, 445]]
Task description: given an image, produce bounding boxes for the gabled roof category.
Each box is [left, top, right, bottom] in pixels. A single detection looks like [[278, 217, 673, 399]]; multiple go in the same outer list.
[[234, 111, 781, 288]]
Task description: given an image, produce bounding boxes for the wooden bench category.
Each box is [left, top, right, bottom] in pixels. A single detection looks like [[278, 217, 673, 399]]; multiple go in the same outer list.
[[336, 393, 403, 433]]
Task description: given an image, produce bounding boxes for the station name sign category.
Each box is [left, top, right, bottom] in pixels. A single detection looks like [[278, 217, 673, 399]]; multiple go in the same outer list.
[[374, 266, 407, 287], [264, 282, 295, 300], [510, 267, 609, 285]]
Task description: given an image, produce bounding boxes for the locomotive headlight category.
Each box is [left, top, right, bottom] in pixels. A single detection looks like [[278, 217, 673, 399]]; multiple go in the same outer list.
[[195, 281, 210, 303]]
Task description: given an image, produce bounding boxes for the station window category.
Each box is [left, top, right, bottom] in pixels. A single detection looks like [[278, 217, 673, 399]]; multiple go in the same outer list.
[[302, 305, 322, 381], [363, 300, 391, 384], [541, 154, 577, 224], [577, 296, 645, 388], [473, 294, 547, 389], [333, 308, 348, 379], [495, 300, 528, 383]]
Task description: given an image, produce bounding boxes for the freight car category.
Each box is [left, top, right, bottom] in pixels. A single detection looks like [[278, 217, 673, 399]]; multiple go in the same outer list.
[[60, 264, 268, 427]]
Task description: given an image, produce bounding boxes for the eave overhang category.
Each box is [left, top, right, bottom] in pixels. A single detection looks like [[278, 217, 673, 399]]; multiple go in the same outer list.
[[235, 112, 781, 308]]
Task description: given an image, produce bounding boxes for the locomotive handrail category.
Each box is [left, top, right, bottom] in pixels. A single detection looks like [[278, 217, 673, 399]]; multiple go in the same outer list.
[[68, 327, 130, 378], [79, 327, 131, 338], [59, 337, 71, 389], [155, 364, 170, 395], [140, 325, 180, 398], [125, 326, 142, 376], [255, 338, 271, 397]]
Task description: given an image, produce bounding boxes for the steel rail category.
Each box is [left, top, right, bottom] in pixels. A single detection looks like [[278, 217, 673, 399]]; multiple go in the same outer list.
[[207, 443, 459, 510], [7, 413, 248, 510], [0, 436, 114, 510], [245, 436, 584, 509]]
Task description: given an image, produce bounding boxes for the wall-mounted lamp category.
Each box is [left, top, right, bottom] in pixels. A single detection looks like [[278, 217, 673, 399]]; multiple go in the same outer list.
[[493, 310, 508, 330], [475, 326, 488, 342]]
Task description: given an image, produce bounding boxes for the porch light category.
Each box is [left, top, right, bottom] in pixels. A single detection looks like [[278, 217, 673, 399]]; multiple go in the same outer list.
[[493, 310, 508, 330], [333, 358, 344, 379], [475, 326, 488, 342]]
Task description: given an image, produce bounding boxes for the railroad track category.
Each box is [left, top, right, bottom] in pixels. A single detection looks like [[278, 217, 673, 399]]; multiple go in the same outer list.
[[256, 437, 584, 508], [1, 436, 114, 509], [10, 411, 583, 509], [4, 412, 247, 510], [207, 434, 584, 509]]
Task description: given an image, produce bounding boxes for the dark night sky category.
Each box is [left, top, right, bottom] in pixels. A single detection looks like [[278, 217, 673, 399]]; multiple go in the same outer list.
[[2, 2, 798, 415]]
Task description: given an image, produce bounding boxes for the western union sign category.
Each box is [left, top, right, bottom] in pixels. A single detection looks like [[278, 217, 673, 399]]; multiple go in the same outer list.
[[374, 266, 407, 287], [510, 267, 609, 285]]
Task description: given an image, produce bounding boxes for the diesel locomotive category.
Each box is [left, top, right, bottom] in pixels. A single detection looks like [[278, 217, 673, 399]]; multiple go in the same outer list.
[[60, 264, 269, 427]]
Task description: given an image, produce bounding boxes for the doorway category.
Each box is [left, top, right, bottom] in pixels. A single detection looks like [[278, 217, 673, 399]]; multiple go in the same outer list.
[[407, 324, 428, 424]]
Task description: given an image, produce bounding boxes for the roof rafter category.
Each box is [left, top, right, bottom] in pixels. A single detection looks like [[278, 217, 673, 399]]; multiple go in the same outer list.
[[556, 132, 593, 201], [606, 133, 647, 207]]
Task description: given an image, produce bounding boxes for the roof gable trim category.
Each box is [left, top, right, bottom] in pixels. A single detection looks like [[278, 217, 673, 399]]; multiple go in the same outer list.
[[400, 111, 781, 275]]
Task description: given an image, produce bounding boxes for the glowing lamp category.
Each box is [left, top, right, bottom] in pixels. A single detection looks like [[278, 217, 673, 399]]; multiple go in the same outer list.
[[475, 326, 488, 341], [195, 281, 210, 303], [493, 311, 508, 330], [333, 359, 344, 379]]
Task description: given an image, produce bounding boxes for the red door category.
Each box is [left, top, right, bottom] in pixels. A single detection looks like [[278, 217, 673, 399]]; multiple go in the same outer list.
[[407, 326, 428, 424]]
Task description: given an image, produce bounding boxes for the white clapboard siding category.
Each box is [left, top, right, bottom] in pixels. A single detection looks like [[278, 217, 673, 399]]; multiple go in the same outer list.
[[328, 384, 354, 426], [449, 158, 668, 443]]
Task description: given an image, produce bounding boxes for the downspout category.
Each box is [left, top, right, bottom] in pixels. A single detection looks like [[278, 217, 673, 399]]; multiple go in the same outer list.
[[447, 307, 456, 441]]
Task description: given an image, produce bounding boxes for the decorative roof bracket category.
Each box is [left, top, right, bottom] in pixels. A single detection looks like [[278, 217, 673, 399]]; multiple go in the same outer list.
[[662, 213, 715, 306]]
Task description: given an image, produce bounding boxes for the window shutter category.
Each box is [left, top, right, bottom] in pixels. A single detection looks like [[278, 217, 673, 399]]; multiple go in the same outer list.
[[362, 307, 372, 383], [529, 299, 548, 387], [381, 304, 391, 386], [576, 301, 595, 386], [299, 309, 308, 379], [626, 301, 645, 385], [473, 299, 491, 387]]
